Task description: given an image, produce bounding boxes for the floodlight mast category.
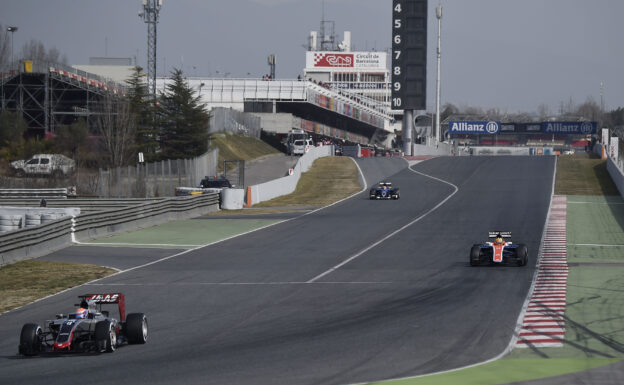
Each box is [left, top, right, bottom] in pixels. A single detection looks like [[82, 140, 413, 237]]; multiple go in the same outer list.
[[139, 0, 162, 97], [435, 4, 442, 143]]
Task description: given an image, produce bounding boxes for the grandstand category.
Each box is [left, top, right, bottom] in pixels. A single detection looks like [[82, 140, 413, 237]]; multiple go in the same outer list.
[[0, 60, 127, 138], [156, 77, 395, 147]]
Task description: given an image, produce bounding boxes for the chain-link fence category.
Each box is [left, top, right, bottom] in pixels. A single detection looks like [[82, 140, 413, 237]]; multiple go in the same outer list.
[[209, 107, 261, 138], [96, 150, 218, 198]]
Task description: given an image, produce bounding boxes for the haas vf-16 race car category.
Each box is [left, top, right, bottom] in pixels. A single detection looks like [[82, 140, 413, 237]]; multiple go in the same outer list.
[[18, 293, 148, 356], [369, 182, 400, 200], [470, 232, 528, 266]]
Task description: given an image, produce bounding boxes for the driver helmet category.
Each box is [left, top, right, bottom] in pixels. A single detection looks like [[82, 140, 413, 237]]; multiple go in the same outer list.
[[494, 234, 504, 244], [75, 307, 88, 319]]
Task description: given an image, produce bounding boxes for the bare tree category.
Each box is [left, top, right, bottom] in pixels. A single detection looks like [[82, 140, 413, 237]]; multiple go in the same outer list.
[[93, 96, 136, 167], [576, 96, 602, 122], [20, 39, 67, 65], [537, 103, 550, 119]]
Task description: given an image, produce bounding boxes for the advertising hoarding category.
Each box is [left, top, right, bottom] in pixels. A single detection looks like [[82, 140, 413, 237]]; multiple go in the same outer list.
[[541, 121, 597, 135], [448, 121, 501, 134]]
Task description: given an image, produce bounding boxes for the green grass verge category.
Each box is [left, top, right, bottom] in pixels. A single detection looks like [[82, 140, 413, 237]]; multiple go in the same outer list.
[[254, 157, 361, 207], [209, 132, 280, 172], [83, 218, 281, 248], [368, 358, 620, 385], [0, 260, 115, 313], [555, 153, 619, 196]]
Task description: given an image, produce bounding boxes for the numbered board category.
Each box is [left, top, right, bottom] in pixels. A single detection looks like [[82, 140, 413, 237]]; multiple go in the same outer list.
[[391, 0, 428, 110]]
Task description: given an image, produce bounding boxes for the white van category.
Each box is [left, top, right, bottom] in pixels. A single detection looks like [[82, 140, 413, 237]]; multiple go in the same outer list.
[[286, 130, 313, 155]]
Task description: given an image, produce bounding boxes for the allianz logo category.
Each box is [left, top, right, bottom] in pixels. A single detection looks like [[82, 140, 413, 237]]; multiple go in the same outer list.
[[451, 121, 499, 133]]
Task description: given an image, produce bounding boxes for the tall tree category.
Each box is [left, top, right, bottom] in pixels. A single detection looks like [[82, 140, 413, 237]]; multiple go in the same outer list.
[[126, 66, 159, 161], [93, 96, 136, 167], [0, 110, 27, 148], [158, 68, 208, 159], [52, 119, 88, 160]]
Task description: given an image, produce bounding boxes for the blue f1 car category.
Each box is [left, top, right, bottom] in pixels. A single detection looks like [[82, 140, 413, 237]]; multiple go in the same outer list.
[[369, 182, 400, 200], [470, 231, 528, 266]]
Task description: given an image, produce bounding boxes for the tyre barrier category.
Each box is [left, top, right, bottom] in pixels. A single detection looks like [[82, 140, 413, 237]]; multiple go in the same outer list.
[[25, 214, 42, 227], [41, 213, 63, 224], [0, 215, 22, 233]]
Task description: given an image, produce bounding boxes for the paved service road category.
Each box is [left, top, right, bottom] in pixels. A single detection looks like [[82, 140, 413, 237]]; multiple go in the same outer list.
[[244, 153, 299, 186], [0, 156, 555, 385]]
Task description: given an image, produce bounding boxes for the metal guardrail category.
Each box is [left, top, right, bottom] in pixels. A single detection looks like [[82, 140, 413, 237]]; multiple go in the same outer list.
[[0, 198, 169, 212], [0, 217, 73, 265], [0, 188, 69, 198], [73, 194, 219, 237], [0, 194, 220, 266]]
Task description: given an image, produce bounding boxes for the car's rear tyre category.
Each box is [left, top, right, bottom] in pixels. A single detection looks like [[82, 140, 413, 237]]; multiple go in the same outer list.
[[126, 313, 148, 344], [95, 320, 117, 353], [470, 245, 481, 266], [19, 323, 42, 356], [516, 244, 528, 266]]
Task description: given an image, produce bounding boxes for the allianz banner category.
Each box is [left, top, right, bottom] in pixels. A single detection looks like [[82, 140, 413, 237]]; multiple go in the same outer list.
[[449, 121, 500, 134], [541, 121, 597, 135]]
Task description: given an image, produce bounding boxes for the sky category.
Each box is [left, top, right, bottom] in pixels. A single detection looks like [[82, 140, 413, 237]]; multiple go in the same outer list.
[[2, 0, 623, 114]]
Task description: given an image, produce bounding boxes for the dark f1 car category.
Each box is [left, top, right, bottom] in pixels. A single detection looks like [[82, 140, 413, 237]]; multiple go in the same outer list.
[[470, 231, 528, 266], [369, 182, 400, 200], [18, 293, 148, 356]]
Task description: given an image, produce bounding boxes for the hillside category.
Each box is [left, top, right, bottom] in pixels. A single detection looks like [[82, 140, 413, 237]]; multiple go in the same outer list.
[[209, 132, 281, 171]]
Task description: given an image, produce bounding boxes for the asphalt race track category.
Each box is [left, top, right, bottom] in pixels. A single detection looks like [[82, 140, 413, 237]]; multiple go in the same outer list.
[[0, 156, 556, 385]]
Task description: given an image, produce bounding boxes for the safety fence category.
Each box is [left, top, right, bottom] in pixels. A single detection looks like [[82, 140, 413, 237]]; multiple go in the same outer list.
[[209, 107, 261, 138], [97, 150, 218, 198], [0, 150, 218, 199], [0, 193, 219, 266]]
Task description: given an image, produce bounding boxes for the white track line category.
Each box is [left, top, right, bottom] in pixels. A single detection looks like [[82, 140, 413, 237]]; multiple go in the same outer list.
[[1, 156, 376, 317], [79, 242, 203, 248], [307, 164, 458, 283], [86, 281, 395, 286]]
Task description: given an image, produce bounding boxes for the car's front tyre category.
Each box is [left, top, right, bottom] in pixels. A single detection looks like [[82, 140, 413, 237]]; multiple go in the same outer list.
[[95, 320, 117, 353], [19, 323, 42, 356], [516, 244, 528, 266], [470, 245, 481, 266]]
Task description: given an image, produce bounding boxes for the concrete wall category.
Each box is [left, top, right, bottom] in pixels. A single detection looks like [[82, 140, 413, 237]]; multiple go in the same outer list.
[[412, 142, 452, 156], [248, 146, 333, 205], [607, 155, 624, 199], [254, 113, 295, 135]]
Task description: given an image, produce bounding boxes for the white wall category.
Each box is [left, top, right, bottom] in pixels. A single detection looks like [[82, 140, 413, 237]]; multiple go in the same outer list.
[[248, 146, 333, 205]]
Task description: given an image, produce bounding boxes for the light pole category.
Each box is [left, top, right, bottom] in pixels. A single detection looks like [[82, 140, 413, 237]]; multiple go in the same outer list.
[[7, 26, 18, 68], [435, 5, 442, 143]]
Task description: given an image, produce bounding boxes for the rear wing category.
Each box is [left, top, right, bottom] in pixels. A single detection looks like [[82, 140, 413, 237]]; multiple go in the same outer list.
[[489, 231, 512, 239], [79, 293, 126, 321]]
